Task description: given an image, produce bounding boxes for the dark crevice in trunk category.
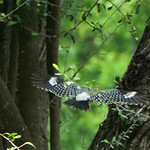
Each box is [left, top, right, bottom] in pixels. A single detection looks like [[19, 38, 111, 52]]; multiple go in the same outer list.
[[8, 25, 19, 98]]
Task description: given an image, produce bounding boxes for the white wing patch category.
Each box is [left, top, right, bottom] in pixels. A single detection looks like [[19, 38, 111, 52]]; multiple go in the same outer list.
[[124, 91, 137, 99], [76, 92, 90, 101], [48, 77, 57, 86], [65, 81, 74, 85]]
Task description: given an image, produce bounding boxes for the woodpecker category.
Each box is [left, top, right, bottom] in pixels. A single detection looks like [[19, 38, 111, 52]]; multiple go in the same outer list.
[[32, 74, 144, 111]]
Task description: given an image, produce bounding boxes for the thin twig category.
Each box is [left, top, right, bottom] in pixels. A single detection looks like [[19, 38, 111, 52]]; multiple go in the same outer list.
[[0, 134, 19, 150], [61, 0, 100, 35], [71, 23, 123, 79], [64, 41, 72, 73], [119, 105, 150, 119], [102, 1, 125, 27], [108, 0, 126, 19], [1, 0, 30, 20], [42, 1, 85, 11]]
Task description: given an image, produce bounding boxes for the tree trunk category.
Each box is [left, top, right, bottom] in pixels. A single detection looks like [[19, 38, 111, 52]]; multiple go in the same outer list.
[[0, 76, 33, 150], [0, 1, 18, 149], [46, 0, 62, 150], [8, 25, 19, 98], [0, 1, 48, 149], [0, 0, 15, 81], [88, 19, 150, 150], [17, 2, 45, 149]]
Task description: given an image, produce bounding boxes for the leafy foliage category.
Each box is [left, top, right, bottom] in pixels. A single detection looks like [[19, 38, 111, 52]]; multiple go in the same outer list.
[[56, 0, 150, 149], [0, 133, 35, 150]]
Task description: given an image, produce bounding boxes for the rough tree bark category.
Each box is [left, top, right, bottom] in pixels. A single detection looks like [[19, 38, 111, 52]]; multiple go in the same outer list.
[[0, 1, 20, 149], [88, 19, 150, 150], [17, 1, 45, 149], [8, 25, 19, 98], [46, 0, 62, 150], [0, 77, 32, 149], [0, 1, 48, 150], [0, 0, 15, 82]]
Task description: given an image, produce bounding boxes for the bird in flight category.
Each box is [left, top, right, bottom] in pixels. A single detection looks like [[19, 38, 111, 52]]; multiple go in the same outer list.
[[32, 74, 145, 111]]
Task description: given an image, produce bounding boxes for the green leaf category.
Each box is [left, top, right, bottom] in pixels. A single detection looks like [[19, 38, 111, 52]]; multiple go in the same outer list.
[[31, 32, 39, 36], [108, 6, 113, 10], [136, 4, 141, 14], [16, 0, 21, 5], [101, 3, 106, 11], [54, 73, 63, 76], [10, 132, 18, 137], [118, 19, 123, 23], [110, 144, 114, 149], [66, 66, 74, 72], [91, 22, 96, 25], [0, 13, 5, 17], [7, 21, 18, 26], [97, 3, 101, 13], [0, 0, 3, 4], [0, 13, 5, 22], [14, 135, 21, 139], [4, 132, 18, 138], [119, 142, 124, 147], [70, 35, 75, 44], [69, 14, 74, 21], [52, 63, 60, 71], [101, 139, 109, 144], [8, 147, 16, 150], [82, 12, 87, 21], [124, 135, 129, 138], [14, 15, 23, 24], [112, 136, 116, 142]]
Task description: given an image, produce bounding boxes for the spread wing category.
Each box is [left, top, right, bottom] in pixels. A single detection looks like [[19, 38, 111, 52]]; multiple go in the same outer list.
[[32, 74, 91, 110], [91, 89, 145, 105], [32, 74, 83, 98], [32, 74, 145, 110]]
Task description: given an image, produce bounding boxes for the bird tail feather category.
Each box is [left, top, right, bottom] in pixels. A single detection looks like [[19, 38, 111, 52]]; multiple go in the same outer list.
[[64, 98, 90, 111]]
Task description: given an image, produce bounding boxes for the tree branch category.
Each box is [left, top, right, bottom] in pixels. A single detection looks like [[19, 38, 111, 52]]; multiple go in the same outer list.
[[0, 76, 33, 149]]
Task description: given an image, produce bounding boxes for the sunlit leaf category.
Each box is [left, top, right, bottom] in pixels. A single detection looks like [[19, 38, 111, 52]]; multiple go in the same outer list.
[[4, 132, 18, 138], [101, 139, 109, 144], [31, 32, 39, 36], [54, 73, 63, 76], [112, 136, 116, 142], [52, 63, 60, 71], [14, 135, 21, 139]]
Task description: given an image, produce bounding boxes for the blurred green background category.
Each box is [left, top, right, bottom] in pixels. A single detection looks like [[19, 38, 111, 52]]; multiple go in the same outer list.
[[47, 0, 150, 149]]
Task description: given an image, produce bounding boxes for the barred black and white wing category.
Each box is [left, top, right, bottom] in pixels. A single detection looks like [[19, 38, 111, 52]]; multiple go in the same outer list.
[[32, 74, 83, 98], [91, 89, 144, 105], [32, 74, 91, 110], [32, 74, 145, 110]]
